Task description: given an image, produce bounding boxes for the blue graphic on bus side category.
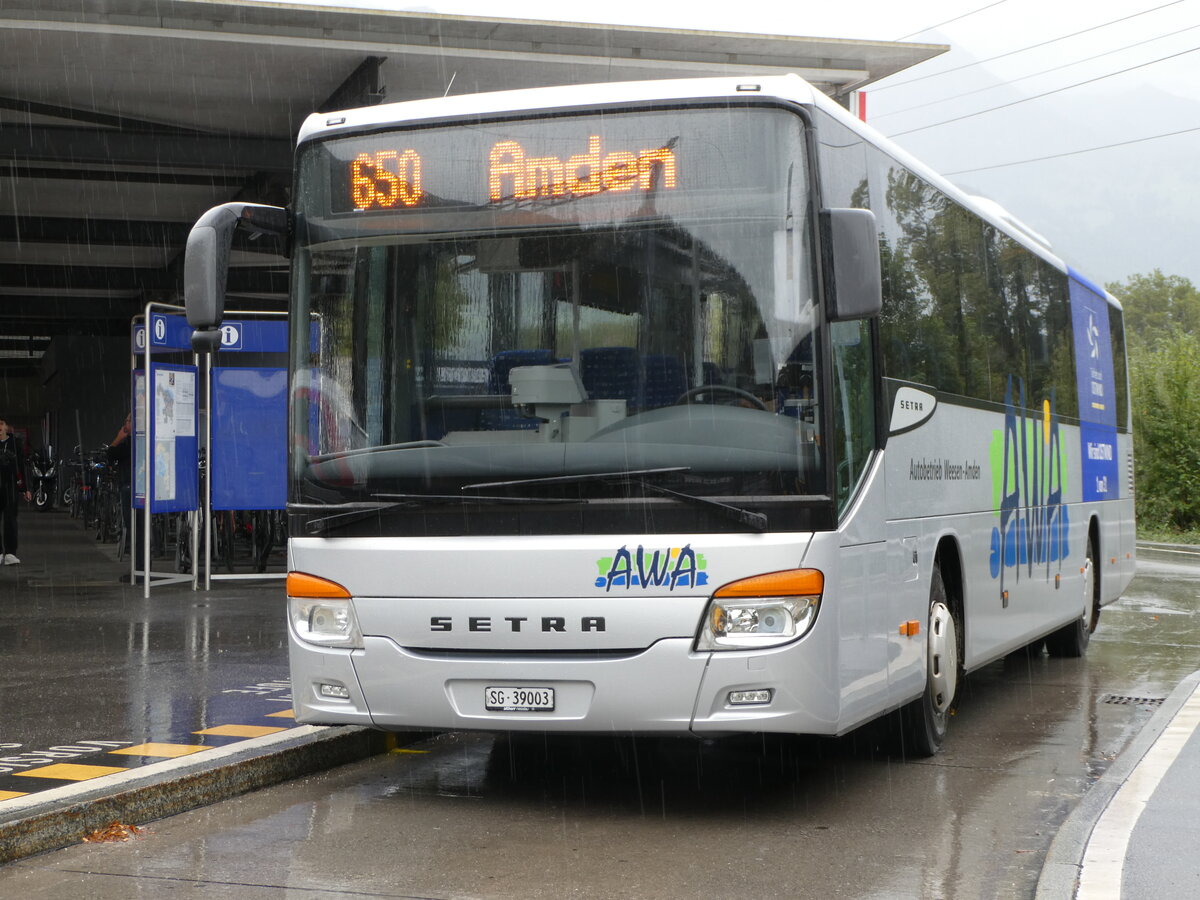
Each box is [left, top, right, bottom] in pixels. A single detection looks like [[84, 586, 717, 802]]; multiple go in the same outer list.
[[988, 375, 1069, 585], [1069, 275, 1121, 502]]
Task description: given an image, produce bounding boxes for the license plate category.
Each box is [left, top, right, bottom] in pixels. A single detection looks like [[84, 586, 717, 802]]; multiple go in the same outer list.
[[484, 686, 555, 712]]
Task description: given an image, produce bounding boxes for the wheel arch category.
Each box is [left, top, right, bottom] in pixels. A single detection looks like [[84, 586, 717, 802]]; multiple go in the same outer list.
[[1087, 514, 1102, 630], [932, 535, 967, 671]]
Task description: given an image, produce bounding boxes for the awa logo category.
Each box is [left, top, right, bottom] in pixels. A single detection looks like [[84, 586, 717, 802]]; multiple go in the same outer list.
[[595, 545, 708, 592], [987, 374, 1069, 590]]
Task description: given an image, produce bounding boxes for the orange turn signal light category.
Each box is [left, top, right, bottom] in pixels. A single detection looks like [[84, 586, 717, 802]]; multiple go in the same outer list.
[[286, 571, 351, 599], [900, 620, 921, 637], [713, 568, 824, 599]]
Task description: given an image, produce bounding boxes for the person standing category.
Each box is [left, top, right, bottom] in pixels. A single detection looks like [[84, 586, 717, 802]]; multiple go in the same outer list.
[[107, 412, 143, 575], [0, 418, 31, 565]]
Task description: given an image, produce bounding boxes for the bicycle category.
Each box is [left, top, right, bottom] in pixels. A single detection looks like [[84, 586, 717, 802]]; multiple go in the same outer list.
[[249, 509, 287, 573], [94, 460, 124, 546], [174, 506, 204, 573]]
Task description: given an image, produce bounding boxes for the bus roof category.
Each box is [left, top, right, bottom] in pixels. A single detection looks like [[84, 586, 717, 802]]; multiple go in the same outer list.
[[300, 73, 1118, 308]]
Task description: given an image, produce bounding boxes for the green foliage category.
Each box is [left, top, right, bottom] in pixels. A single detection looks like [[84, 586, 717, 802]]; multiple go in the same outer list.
[[1129, 329, 1200, 531], [1108, 269, 1200, 349], [1108, 271, 1200, 532]]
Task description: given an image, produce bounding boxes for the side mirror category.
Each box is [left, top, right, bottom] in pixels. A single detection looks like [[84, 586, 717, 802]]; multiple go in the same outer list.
[[184, 202, 288, 341], [821, 208, 882, 322]]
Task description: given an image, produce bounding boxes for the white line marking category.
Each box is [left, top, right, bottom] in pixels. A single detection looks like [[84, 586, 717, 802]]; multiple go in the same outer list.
[[1077, 684, 1200, 899]]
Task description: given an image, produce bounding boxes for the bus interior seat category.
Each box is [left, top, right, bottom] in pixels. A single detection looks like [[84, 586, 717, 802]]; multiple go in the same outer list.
[[580, 347, 642, 410], [641, 354, 688, 409]]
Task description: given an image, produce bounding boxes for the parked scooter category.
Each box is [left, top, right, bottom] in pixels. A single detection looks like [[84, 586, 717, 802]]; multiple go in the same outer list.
[[29, 447, 58, 511]]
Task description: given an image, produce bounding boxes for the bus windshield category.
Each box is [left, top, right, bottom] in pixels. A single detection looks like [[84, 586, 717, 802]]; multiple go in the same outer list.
[[290, 105, 825, 526]]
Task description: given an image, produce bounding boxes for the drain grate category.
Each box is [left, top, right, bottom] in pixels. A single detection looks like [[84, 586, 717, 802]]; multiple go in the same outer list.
[[1099, 694, 1165, 707]]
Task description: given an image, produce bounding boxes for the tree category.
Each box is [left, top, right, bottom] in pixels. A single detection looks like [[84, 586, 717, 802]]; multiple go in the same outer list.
[[1129, 330, 1200, 531], [1107, 270, 1200, 349], [1109, 271, 1200, 532]]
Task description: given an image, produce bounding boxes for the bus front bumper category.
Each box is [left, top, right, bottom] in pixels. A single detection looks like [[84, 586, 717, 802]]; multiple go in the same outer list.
[[290, 633, 839, 736]]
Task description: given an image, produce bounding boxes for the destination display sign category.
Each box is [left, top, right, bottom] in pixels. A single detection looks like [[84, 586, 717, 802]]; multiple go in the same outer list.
[[347, 135, 678, 213], [312, 107, 801, 229]]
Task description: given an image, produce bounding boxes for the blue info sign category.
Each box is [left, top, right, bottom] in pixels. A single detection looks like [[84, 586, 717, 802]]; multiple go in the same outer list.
[[210, 320, 289, 512], [132, 313, 194, 353], [216, 320, 288, 354], [211, 367, 287, 511]]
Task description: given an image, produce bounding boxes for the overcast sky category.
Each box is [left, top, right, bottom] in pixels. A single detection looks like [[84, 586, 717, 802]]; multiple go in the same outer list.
[[282, 0, 1200, 289]]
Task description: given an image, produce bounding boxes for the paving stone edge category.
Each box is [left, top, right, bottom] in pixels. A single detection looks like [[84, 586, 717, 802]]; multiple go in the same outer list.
[[0, 725, 396, 865]]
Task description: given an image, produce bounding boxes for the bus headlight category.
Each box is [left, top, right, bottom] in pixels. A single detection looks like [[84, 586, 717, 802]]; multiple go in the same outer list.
[[696, 569, 823, 651], [287, 572, 363, 649]]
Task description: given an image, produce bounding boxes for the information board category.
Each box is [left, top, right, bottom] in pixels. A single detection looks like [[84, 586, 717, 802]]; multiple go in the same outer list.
[[211, 366, 287, 511], [132, 363, 199, 513]]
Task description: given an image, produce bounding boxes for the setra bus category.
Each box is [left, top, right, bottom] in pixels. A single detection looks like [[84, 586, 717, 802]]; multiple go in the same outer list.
[[184, 74, 1135, 755]]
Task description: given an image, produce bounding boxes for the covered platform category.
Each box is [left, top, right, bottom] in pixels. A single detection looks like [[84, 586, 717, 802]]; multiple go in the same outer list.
[[0, 0, 945, 448]]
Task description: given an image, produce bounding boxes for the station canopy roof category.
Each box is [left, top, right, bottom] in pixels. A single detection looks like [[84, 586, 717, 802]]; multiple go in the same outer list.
[[0, 0, 945, 374]]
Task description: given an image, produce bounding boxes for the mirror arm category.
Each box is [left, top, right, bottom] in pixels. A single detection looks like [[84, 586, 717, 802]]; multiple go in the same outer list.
[[184, 202, 288, 349]]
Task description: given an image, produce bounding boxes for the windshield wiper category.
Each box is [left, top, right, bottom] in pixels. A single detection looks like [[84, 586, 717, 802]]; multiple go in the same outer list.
[[461, 467, 768, 533], [291, 494, 575, 536], [370, 492, 573, 506], [461, 467, 690, 491], [635, 481, 768, 533], [290, 500, 403, 535]]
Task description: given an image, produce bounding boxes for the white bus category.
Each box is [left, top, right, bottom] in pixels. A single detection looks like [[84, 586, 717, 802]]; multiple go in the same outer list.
[[185, 74, 1135, 755]]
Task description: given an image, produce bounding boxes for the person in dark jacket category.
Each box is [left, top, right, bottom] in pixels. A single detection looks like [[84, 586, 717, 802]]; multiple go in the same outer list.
[[0, 418, 31, 565], [107, 412, 143, 574]]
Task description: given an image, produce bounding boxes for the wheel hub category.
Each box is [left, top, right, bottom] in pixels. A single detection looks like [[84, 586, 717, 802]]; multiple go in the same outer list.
[[1082, 555, 1095, 631], [928, 600, 958, 714]]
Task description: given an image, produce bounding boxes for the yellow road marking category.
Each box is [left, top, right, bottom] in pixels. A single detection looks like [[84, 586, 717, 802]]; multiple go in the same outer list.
[[14, 763, 129, 781], [0, 790, 29, 801], [110, 743, 208, 758], [265, 709, 296, 718], [194, 724, 288, 738]]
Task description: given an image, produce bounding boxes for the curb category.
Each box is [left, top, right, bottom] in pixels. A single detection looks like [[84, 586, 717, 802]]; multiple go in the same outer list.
[[1035, 669, 1200, 899], [0, 725, 396, 865], [1135, 541, 1200, 553]]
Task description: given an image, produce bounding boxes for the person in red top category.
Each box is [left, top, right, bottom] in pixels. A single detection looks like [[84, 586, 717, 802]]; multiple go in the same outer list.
[[0, 417, 31, 565]]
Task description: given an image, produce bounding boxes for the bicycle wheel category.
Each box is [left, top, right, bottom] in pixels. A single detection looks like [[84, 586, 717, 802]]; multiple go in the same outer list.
[[106, 485, 122, 544], [251, 510, 274, 573], [212, 510, 234, 573], [94, 485, 109, 541], [174, 511, 191, 573]]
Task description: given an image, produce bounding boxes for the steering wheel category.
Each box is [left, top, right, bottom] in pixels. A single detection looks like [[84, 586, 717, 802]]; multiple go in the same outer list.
[[676, 384, 769, 410]]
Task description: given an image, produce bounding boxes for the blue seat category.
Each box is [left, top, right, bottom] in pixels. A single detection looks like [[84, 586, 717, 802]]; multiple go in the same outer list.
[[641, 354, 688, 409], [580, 347, 642, 410]]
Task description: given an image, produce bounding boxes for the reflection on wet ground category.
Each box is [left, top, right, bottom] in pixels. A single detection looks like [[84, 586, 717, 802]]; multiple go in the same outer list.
[[299, 550, 1200, 898], [1, 547, 1196, 899], [0, 511, 295, 802]]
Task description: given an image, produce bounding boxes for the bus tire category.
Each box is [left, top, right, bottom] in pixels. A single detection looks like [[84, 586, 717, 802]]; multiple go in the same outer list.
[[900, 564, 959, 757], [1046, 534, 1097, 658]]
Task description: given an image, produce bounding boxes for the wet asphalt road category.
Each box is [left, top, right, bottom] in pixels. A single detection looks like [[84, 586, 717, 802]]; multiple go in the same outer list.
[[1, 547, 1197, 899]]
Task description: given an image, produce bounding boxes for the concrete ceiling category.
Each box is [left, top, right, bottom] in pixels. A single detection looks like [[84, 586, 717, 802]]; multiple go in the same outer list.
[[0, 0, 945, 377]]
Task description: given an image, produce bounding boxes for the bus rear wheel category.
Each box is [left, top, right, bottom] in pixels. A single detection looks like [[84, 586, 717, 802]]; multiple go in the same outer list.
[[900, 565, 959, 757], [1046, 535, 1097, 658]]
